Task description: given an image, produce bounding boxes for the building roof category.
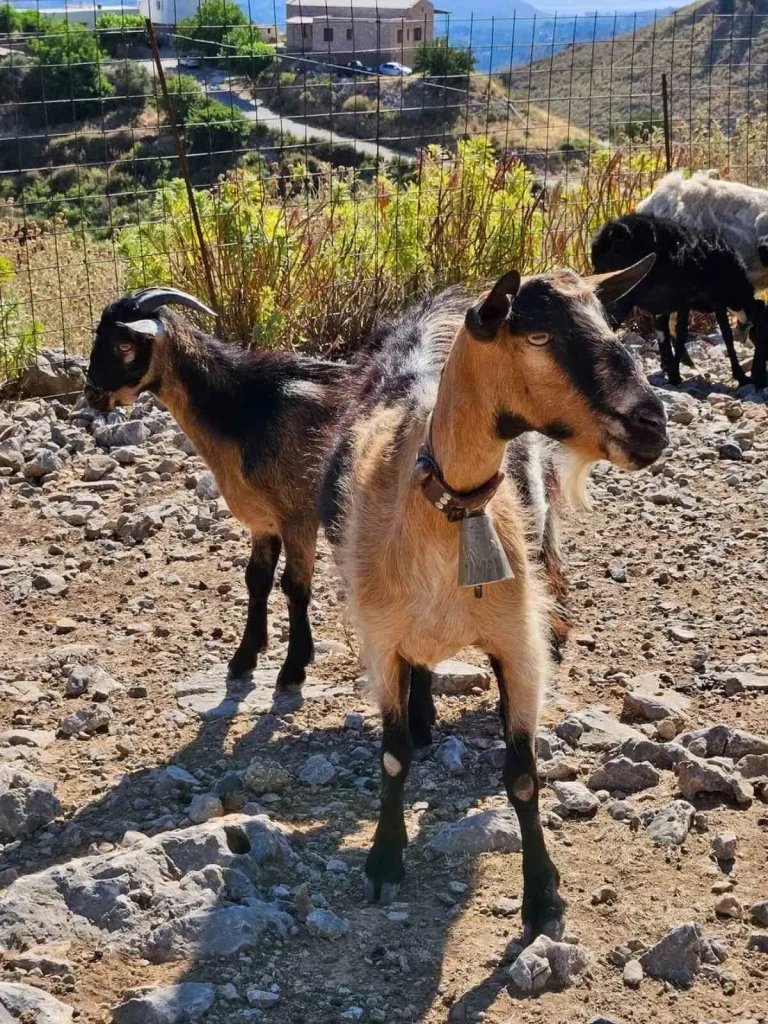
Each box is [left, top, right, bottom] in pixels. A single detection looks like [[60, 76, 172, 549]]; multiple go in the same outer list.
[[286, 0, 430, 10], [286, 15, 313, 22]]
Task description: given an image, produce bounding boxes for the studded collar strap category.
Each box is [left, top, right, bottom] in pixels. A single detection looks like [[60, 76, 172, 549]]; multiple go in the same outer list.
[[414, 426, 504, 523]]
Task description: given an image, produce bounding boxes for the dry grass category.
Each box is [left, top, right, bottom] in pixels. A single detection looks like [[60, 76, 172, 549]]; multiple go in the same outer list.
[[0, 217, 123, 355]]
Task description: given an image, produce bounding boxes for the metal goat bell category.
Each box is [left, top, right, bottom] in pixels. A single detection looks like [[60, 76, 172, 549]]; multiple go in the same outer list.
[[458, 510, 514, 590]]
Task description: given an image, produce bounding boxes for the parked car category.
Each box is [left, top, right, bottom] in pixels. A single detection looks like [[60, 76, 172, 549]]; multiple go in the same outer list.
[[341, 59, 373, 75], [179, 55, 203, 69], [378, 61, 412, 76]]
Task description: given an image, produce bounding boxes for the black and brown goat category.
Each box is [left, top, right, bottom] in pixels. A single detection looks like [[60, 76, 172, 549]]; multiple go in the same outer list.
[[320, 263, 668, 942], [85, 288, 349, 688]]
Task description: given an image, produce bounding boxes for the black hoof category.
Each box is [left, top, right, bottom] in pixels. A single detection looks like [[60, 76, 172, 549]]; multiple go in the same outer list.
[[275, 662, 306, 692], [752, 374, 767, 390], [364, 841, 405, 904], [228, 650, 257, 679], [408, 720, 433, 750], [681, 351, 695, 369], [521, 893, 566, 945], [666, 369, 682, 386]]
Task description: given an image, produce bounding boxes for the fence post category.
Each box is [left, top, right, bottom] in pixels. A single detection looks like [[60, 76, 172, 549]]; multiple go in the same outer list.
[[144, 18, 219, 319], [661, 72, 672, 172]]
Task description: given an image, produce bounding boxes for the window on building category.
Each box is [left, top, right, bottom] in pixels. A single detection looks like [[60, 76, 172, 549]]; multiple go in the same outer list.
[[346, 28, 353, 40], [156, 0, 161, 9], [323, 27, 334, 41], [302, 24, 311, 38], [396, 28, 402, 42], [413, 26, 422, 41]]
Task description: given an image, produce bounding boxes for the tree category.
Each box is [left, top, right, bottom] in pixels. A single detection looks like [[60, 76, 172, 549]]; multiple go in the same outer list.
[[23, 22, 113, 123], [0, 3, 18, 34], [176, 0, 246, 53], [414, 39, 475, 79], [185, 96, 250, 154], [220, 25, 275, 78], [0, 52, 31, 103], [96, 12, 146, 57], [163, 73, 204, 124]]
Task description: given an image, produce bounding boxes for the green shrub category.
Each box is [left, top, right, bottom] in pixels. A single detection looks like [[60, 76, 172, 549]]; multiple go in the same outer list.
[[0, 3, 18, 34], [0, 52, 32, 103], [176, 0, 246, 53], [23, 22, 113, 123], [414, 39, 475, 78], [0, 256, 44, 382], [220, 25, 275, 78], [163, 73, 204, 124], [108, 60, 152, 102], [96, 12, 146, 57], [184, 97, 251, 153], [341, 94, 376, 113]]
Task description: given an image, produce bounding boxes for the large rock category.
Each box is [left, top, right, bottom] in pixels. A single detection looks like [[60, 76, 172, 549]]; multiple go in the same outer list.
[[551, 781, 599, 816], [620, 737, 687, 770], [0, 766, 61, 838], [508, 935, 588, 995], [424, 809, 522, 858], [175, 663, 350, 720], [19, 350, 85, 399], [642, 801, 695, 847], [556, 708, 643, 751], [432, 660, 491, 696], [299, 754, 336, 786], [736, 753, 768, 779], [112, 983, 215, 1024], [93, 420, 150, 449], [0, 815, 296, 954], [640, 922, 704, 986], [622, 673, 690, 722], [676, 725, 768, 760], [144, 901, 292, 963], [0, 982, 74, 1023], [587, 757, 660, 794], [677, 754, 753, 806], [58, 704, 113, 737]]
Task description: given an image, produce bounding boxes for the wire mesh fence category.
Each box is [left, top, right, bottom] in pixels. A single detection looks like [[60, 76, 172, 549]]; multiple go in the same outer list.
[[2, 0, 768, 382]]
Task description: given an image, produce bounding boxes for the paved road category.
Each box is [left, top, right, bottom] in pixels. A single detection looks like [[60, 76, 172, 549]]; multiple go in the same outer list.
[[139, 57, 415, 164]]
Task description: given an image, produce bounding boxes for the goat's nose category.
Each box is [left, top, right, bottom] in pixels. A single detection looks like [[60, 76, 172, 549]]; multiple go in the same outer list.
[[629, 397, 667, 436]]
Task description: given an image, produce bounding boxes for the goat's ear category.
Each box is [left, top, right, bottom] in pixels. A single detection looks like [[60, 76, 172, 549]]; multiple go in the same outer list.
[[465, 270, 521, 341], [116, 319, 164, 341], [585, 253, 656, 308]]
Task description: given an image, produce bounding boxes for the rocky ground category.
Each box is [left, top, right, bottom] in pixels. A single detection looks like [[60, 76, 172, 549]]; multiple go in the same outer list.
[[0, 336, 767, 1024]]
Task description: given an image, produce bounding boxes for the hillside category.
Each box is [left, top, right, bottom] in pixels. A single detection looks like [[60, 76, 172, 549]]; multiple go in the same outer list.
[[506, 0, 768, 138]]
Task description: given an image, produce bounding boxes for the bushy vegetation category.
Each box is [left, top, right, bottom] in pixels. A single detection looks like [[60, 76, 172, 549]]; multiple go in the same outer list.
[[0, 255, 43, 380], [220, 24, 275, 78], [414, 39, 476, 78], [95, 12, 146, 57], [116, 139, 671, 356], [22, 22, 113, 123]]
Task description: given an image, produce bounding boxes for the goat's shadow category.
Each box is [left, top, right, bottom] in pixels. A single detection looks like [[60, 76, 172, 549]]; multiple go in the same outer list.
[[1, 655, 550, 1022]]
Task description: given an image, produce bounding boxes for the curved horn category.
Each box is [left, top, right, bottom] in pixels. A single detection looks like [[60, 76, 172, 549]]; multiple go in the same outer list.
[[134, 287, 216, 318]]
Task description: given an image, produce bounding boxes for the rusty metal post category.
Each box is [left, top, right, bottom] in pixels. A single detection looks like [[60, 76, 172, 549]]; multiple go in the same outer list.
[[661, 72, 672, 173], [144, 17, 218, 318]]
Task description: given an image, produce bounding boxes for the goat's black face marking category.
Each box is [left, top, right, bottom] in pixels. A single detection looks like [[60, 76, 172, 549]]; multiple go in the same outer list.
[[86, 312, 155, 410]]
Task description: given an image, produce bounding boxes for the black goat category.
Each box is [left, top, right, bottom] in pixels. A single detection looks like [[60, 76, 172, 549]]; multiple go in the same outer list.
[[591, 213, 768, 387], [85, 288, 349, 689]]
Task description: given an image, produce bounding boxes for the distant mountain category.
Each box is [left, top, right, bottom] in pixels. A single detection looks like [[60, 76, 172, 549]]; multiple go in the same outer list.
[[505, 0, 767, 133]]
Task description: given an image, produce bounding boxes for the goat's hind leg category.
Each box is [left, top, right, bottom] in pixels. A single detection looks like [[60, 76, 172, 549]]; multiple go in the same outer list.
[[490, 654, 565, 943], [229, 533, 281, 678], [715, 307, 749, 386], [366, 650, 412, 904], [276, 522, 317, 691]]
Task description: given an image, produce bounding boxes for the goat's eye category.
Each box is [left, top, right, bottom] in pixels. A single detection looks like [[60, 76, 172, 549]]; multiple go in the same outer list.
[[527, 332, 550, 346], [117, 342, 134, 354]]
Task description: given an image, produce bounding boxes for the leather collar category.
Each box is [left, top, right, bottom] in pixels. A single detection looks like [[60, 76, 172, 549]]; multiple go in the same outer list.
[[414, 425, 504, 522]]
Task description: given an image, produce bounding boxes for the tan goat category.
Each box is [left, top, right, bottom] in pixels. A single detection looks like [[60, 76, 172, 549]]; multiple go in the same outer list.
[[320, 261, 668, 941]]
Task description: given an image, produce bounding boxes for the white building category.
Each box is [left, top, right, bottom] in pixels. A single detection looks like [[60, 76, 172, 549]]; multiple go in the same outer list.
[[138, 0, 204, 27]]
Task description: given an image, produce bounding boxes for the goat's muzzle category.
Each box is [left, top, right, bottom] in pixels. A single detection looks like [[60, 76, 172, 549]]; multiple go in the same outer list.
[[621, 396, 669, 468], [84, 382, 110, 412]]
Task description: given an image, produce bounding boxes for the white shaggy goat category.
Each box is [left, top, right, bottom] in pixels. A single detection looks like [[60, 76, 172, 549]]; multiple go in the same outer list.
[[638, 170, 768, 290]]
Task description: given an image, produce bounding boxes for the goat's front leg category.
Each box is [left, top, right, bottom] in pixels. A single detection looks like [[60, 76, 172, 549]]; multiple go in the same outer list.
[[490, 655, 565, 943], [276, 522, 317, 691], [716, 307, 749, 385], [366, 650, 412, 904], [657, 313, 676, 381], [670, 306, 692, 382], [408, 665, 436, 749], [229, 533, 281, 678], [752, 325, 768, 390]]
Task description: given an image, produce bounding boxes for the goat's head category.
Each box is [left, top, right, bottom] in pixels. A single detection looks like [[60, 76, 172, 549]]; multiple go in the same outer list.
[[85, 288, 215, 411], [464, 256, 668, 470]]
